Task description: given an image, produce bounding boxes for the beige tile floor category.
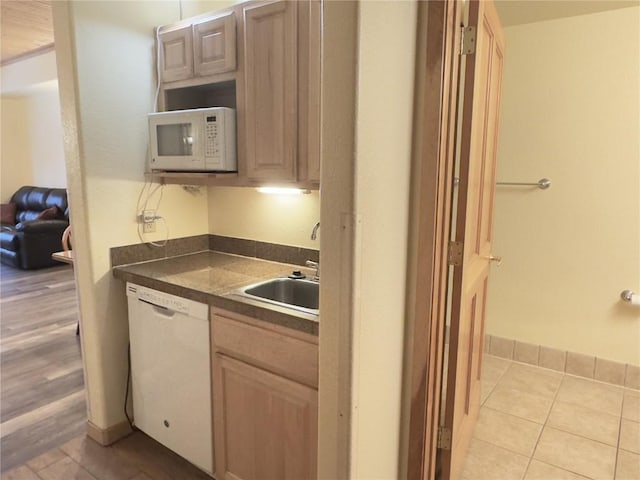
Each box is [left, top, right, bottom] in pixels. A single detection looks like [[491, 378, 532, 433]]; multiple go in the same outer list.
[[461, 355, 640, 480], [0, 431, 211, 480]]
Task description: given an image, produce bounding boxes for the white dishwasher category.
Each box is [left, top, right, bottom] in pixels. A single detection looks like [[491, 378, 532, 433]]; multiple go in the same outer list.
[[126, 283, 213, 474]]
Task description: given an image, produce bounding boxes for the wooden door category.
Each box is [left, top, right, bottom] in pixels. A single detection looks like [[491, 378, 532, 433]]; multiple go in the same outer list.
[[243, 0, 298, 182], [159, 25, 193, 83], [193, 12, 237, 77], [440, 1, 505, 479], [213, 354, 318, 480]]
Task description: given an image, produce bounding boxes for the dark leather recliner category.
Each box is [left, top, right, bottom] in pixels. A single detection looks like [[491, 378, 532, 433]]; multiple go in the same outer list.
[[1, 186, 70, 270]]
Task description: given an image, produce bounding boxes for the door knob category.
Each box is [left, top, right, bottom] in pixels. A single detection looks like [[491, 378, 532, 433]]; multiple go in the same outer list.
[[485, 254, 502, 266]]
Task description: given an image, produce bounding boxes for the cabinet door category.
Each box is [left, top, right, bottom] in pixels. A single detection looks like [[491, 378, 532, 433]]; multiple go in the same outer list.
[[213, 354, 318, 480], [243, 1, 298, 182], [159, 25, 193, 83], [194, 12, 236, 77], [298, 0, 321, 184]]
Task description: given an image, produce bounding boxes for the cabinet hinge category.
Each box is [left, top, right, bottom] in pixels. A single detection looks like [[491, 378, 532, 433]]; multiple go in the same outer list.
[[448, 241, 463, 267], [461, 26, 476, 55], [437, 426, 452, 450]]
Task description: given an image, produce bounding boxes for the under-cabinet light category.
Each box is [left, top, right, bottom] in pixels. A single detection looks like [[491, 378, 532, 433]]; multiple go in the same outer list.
[[257, 187, 310, 195]]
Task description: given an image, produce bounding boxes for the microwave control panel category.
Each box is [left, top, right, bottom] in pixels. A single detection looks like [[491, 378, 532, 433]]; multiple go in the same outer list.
[[202, 107, 236, 171], [204, 115, 220, 159]]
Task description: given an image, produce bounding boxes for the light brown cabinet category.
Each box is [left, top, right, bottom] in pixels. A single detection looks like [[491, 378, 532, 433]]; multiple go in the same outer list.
[[159, 25, 193, 83], [239, 0, 321, 186], [211, 308, 318, 480], [242, 1, 298, 183], [298, 0, 321, 184], [159, 12, 236, 84], [193, 13, 236, 77]]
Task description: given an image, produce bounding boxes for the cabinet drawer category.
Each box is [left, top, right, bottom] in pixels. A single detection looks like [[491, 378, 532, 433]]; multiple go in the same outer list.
[[211, 309, 318, 388]]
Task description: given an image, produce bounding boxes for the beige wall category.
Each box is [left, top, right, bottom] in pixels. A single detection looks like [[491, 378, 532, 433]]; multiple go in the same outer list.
[[0, 50, 65, 201], [208, 188, 320, 249], [487, 7, 640, 365], [181, 0, 235, 18], [0, 90, 66, 200], [316, 2, 358, 477], [25, 89, 67, 189], [0, 97, 33, 201], [350, 1, 417, 477], [0, 50, 57, 94], [53, 0, 209, 430]]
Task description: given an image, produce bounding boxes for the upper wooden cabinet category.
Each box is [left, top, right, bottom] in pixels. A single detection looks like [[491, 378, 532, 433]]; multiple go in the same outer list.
[[193, 13, 237, 77], [240, 0, 321, 186], [159, 25, 193, 83], [159, 12, 237, 84], [298, 0, 321, 184], [242, 1, 298, 183]]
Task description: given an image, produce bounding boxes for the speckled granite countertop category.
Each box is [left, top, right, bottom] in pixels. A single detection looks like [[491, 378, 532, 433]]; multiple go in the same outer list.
[[112, 251, 319, 335]]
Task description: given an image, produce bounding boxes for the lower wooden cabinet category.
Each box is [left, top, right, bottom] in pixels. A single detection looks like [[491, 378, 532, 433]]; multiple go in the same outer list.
[[211, 308, 318, 480], [213, 354, 317, 479]]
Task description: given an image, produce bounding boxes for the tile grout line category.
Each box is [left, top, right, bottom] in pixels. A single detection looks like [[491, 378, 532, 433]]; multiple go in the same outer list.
[[480, 357, 513, 407], [520, 368, 566, 480], [517, 379, 624, 448], [538, 372, 623, 480], [613, 393, 626, 480], [481, 404, 543, 426], [474, 360, 551, 478], [24, 464, 39, 478], [528, 459, 594, 480]]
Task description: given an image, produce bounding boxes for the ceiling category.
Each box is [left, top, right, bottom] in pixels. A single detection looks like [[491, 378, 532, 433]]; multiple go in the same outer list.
[[495, 0, 639, 26], [0, 0, 638, 65], [1, 0, 54, 65]]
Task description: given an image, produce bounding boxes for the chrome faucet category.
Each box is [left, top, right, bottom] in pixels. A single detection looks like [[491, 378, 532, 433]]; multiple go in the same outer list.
[[311, 222, 320, 240], [306, 260, 320, 281]]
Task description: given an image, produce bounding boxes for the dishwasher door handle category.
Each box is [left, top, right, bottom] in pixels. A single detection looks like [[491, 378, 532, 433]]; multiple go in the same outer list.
[[139, 298, 176, 318]]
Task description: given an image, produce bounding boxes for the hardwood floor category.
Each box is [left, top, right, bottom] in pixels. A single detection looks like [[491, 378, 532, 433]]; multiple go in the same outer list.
[[0, 264, 86, 473], [2, 431, 212, 480], [0, 265, 214, 479]]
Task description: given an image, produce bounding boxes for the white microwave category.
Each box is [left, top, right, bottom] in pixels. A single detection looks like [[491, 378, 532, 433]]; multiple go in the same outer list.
[[148, 107, 236, 172]]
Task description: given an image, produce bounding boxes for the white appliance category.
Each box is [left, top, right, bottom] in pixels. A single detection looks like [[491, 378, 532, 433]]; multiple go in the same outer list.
[[148, 106, 236, 172], [126, 283, 213, 474]]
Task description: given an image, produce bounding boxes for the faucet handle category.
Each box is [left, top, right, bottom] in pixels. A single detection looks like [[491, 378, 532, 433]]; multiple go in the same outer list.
[[305, 260, 320, 280]]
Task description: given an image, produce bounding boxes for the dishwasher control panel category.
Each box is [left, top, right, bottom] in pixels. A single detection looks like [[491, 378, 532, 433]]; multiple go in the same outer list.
[[126, 283, 207, 319]]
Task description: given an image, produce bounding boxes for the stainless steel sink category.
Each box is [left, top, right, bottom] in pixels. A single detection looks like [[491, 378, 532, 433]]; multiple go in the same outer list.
[[236, 278, 319, 315]]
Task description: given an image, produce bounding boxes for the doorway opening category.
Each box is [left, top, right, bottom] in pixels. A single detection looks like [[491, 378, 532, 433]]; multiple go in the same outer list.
[[437, 2, 640, 480]]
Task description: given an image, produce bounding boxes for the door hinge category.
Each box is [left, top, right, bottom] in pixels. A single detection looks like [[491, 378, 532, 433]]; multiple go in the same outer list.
[[437, 426, 452, 450], [448, 241, 463, 266], [461, 26, 476, 55]]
